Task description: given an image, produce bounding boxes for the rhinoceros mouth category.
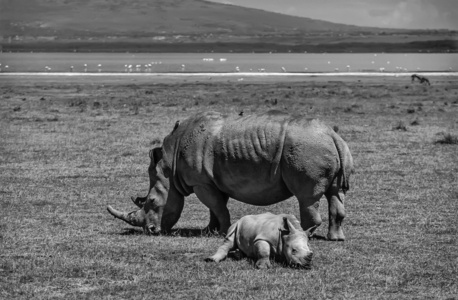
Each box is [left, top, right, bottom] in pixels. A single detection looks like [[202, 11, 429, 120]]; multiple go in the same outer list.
[[289, 254, 313, 269], [144, 225, 161, 235], [288, 260, 312, 269]]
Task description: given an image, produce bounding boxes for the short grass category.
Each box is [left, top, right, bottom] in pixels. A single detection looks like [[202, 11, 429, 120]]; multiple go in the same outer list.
[[1, 75, 457, 299]]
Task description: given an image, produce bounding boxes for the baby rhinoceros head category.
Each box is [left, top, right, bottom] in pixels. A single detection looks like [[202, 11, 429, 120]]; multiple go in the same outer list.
[[280, 217, 313, 269]]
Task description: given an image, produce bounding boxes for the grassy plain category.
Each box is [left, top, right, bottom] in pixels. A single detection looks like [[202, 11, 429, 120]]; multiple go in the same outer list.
[[1, 74, 457, 299]]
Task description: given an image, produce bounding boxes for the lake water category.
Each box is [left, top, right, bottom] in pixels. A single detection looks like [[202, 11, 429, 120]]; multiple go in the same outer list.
[[0, 53, 456, 73]]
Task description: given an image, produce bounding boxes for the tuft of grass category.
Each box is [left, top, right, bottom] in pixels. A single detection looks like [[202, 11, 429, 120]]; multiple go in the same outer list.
[[150, 137, 162, 145], [393, 120, 407, 131], [410, 118, 420, 126], [121, 151, 135, 157], [435, 132, 458, 145]]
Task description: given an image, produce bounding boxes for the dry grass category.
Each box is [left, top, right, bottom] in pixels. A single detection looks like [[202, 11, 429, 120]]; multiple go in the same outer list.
[[1, 75, 457, 299], [435, 132, 458, 145]]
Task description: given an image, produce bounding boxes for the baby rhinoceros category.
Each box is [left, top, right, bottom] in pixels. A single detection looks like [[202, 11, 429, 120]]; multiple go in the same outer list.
[[206, 213, 313, 269]]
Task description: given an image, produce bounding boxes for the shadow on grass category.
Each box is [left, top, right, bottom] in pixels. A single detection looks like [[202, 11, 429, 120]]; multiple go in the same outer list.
[[113, 229, 332, 241], [115, 227, 222, 237], [310, 234, 328, 241]]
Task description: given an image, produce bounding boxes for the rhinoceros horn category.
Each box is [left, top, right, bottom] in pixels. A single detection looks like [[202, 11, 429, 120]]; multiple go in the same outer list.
[[107, 205, 145, 227]]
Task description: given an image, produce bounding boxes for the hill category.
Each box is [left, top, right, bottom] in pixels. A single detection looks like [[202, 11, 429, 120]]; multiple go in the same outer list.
[[0, 0, 456, 52]]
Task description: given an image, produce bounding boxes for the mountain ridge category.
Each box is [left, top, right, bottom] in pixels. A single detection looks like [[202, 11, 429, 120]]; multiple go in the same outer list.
[[0, 0, 456, 53]]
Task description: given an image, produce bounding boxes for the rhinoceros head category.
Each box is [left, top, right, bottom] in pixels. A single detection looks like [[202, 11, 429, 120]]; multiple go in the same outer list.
[[107, 145, 184, 234], [280, 217, 313, 268]]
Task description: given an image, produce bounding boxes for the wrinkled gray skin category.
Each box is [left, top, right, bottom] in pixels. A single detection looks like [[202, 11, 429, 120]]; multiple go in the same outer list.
[[206, 213, 313, 269], [107, 110, 354, 240]]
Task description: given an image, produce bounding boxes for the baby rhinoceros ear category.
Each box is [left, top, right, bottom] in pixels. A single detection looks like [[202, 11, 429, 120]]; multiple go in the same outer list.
[[280, 217, 299, 236]]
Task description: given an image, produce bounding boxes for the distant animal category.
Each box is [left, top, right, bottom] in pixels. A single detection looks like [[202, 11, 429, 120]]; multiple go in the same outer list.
[[206, 213, 313, 269], [411, 74, 430, 85], [107, 110, 354, 241]]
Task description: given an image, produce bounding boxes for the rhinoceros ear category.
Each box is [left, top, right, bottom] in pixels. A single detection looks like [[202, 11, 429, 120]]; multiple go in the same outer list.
[[149, 147, 163, 164], [280, 217, 299, 236], [172, 120, 180, 133]]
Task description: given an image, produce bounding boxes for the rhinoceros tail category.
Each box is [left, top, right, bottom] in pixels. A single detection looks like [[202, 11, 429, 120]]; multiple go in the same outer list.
[[331, 131, 354, 194]]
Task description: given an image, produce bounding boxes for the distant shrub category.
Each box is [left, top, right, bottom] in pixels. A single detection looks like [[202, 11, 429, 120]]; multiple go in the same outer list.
[[435, 132, 458, 145], [407, 108, 416, 114], [393, 121, 407, 131]]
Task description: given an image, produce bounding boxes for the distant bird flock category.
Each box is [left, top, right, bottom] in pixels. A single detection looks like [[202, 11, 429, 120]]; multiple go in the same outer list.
[[0, 53, 454, 74]]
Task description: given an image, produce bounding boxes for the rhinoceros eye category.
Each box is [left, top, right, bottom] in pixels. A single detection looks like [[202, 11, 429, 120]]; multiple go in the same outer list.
[[292, 248, 298, 254]]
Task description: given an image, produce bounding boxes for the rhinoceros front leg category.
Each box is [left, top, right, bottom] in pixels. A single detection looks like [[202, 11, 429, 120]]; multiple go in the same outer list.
[[325, 186, 346, 241], [207, 196, 229, 233], [254, 240, 272, 269], [207, 210, 220, 233], [194, 185, 230, 234]]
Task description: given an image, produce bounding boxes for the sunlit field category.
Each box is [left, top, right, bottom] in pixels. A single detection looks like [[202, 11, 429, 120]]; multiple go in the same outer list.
[[1, 74, 457, 299]]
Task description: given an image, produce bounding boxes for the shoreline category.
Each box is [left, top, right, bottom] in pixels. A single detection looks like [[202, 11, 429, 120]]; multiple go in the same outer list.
[[1, 72, 457, 77]]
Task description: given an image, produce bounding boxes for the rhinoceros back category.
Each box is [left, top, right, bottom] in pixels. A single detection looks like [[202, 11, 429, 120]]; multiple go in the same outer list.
[[212, 112, 295, 203], [164, 111, 348, 204]]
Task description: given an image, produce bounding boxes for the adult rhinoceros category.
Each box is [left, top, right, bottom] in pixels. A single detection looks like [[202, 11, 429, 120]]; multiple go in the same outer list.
[[107, 110, 354, 241]]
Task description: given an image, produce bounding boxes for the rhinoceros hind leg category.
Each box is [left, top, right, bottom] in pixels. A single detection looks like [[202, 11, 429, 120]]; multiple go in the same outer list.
[[194, 186, 230, 234], [254, 240, 272, 269], [325, 186, 346, 241], [298, 200, 323, 236]]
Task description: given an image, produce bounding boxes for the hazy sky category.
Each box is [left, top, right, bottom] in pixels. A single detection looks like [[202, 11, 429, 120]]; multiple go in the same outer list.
[[207, 0, 458, 30]]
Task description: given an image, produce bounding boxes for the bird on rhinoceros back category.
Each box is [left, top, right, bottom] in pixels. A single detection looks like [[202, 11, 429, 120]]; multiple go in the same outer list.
[[206, 213, 314, 269], [107, 110, 354, 241]]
